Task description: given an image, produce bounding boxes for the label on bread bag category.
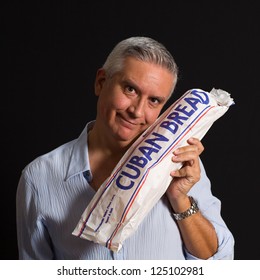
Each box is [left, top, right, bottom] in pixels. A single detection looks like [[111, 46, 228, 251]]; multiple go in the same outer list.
[[72, 88, 234, 252]]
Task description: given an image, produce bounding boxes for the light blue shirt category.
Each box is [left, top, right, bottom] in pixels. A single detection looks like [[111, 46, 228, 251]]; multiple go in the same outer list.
[[16, 121, 234, 260]]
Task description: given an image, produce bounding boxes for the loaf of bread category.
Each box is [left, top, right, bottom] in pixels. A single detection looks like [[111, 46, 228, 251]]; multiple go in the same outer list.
[[72, 88, 234, 252]]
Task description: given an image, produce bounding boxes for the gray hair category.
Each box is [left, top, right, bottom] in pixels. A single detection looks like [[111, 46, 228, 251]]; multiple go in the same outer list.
[[102, 36, 178, 91]]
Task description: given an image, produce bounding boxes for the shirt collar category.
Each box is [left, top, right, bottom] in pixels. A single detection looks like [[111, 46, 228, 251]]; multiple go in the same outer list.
[[65, 121, 95, 181]]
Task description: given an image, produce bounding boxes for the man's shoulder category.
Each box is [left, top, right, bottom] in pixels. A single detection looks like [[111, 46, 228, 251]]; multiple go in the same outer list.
[[23, 139, 76, 175]]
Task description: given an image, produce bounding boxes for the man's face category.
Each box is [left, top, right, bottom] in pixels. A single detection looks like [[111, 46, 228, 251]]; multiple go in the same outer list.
[[94, 57, 175, 146]]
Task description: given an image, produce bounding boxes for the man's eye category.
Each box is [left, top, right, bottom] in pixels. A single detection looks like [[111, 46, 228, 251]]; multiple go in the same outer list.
[[150, 97, 160, 104], [126, 86, 135, 93]]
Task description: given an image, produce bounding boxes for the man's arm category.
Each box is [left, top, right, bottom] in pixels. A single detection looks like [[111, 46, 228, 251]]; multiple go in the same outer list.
[[166, 138, 219, 259], [167, 194, 218, 259], [16, 171, 54, 259]]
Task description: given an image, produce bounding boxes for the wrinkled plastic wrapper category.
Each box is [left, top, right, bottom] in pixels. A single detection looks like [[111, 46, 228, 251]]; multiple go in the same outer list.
[[72, 88, 234, 252]]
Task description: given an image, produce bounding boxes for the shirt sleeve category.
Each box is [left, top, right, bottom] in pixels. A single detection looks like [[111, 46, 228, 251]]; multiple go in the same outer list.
[[16, 169, 55, 260], [184, 159, 235, 260]]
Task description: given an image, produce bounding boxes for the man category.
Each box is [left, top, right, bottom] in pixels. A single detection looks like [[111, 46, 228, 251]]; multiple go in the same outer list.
[[16, 36, 234, 259]]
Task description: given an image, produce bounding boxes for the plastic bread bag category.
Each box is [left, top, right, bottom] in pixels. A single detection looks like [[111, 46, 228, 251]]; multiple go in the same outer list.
[[72, 88, 234, 252]]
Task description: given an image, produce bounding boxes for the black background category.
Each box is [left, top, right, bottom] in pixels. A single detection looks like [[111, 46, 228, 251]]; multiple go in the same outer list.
[[4, 1, 260, 259]]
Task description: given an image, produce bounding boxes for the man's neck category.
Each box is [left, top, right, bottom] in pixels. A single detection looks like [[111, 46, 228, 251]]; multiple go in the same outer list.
[[88, 124, 129, 159]]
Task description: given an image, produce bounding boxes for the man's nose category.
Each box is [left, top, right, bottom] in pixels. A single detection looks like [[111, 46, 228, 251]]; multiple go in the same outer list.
[[128, 99, 145, 118]]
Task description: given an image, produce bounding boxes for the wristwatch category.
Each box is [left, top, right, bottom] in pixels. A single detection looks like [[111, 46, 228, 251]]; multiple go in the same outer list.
[[172, 196, 199, 221]]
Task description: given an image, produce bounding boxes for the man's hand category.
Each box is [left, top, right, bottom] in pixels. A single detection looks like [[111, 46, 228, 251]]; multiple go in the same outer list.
[[166, 138, 204, 212]]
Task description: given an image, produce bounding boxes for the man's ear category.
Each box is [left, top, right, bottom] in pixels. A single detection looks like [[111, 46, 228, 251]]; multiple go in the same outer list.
[[94, 69, 106, 97]]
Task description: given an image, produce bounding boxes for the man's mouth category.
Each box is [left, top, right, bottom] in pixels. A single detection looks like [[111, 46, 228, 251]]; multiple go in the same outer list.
[[117, 114, 140, 129]]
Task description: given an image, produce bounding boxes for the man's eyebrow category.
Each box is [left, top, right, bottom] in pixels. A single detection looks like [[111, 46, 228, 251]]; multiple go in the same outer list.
[[122, 78, 144, 94], [122, 78, 139, 89]]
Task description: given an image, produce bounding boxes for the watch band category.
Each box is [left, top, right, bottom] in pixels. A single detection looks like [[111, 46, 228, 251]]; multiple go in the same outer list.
[[172, 196, 199, 221]]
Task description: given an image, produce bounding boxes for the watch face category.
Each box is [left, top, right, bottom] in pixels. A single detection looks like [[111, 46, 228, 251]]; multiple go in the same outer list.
[[173, 196, 199, 221]]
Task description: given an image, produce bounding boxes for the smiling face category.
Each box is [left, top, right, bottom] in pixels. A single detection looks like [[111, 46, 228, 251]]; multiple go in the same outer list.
[[94, 57, 176, 148]]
